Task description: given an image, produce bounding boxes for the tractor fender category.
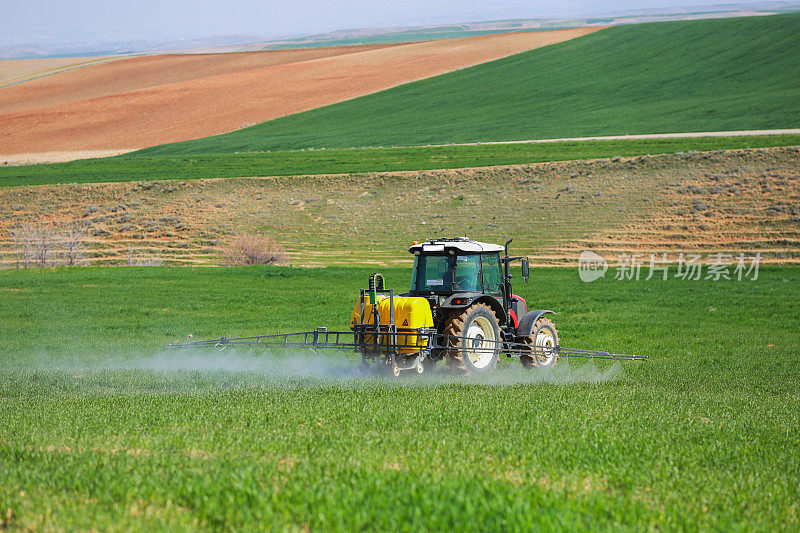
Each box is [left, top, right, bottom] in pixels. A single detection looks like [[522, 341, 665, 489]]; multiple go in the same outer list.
[[516, 310, 555, 337], [471, 296, 508, 326]]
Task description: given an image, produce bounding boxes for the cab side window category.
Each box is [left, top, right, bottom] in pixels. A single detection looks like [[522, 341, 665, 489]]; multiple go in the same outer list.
[[481, 254, 503, 295]]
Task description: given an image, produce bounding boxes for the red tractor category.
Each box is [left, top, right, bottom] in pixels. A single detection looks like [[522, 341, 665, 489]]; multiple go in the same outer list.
[[350, 237, 558, 373]]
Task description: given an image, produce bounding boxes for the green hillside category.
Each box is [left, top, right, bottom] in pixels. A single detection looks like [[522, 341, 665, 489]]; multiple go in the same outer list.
[[137, 13, 800, 156], [3, 135, 799, 187]]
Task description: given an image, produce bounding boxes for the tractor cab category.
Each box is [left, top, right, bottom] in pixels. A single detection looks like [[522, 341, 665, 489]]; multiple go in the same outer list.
[[408, 238, 504, 296], [407, 238, 526, 320]]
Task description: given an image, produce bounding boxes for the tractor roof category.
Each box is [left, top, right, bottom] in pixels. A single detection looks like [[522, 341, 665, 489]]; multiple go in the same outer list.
[[408, 237, 504, 254]]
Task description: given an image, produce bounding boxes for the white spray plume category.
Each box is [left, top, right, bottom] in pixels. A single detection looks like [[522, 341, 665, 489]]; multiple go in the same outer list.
[[12, 348, 622, 389]]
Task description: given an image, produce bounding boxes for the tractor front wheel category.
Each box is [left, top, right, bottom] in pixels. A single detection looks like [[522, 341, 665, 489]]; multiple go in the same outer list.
[[520, 317, 559, 369], [443, 303, 500, 373]]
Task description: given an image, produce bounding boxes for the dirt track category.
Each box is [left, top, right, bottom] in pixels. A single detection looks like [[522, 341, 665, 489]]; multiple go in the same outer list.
[[420, 129, 800, 148], [1, 129, 796, 165], [0, 56, 114, 87], [0, 150, 135, 165], [0, 28, 600, 155]]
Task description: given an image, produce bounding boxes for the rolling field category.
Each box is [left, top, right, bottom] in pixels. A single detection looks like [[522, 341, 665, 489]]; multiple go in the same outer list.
[[4, 4, 800, 531], [0, 28, 597, 156], [1, 265, 798, 530], [139, 13, 800, 155]]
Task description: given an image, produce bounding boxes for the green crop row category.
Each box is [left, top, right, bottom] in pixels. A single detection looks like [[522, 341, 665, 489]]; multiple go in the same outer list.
[[2, 134, 799, 187]]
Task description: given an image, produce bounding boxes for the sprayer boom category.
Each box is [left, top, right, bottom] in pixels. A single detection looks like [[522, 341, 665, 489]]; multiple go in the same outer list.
[[168, 327, 646, 376]]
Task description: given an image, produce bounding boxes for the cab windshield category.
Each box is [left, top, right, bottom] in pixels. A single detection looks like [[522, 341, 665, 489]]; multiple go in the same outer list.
[[411, 254, 482, 292]]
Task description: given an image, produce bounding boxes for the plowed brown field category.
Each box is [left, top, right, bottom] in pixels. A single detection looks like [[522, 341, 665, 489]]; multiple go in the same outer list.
[[0, 28, 600, 156], [0, 45, 398, 114]]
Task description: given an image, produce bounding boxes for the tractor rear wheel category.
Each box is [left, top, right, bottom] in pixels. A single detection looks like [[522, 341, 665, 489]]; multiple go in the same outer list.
[[520, 317, 559, 369], [443, 303, 500, 373]]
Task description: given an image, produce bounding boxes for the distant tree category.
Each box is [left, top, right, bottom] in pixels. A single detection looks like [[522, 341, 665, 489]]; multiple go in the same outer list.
[[59, 220, 90, 267]]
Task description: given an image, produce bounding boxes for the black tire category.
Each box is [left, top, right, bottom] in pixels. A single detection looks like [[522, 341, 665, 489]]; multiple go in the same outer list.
[[519, 317, 559, 369], [443, 303, 500, 373]]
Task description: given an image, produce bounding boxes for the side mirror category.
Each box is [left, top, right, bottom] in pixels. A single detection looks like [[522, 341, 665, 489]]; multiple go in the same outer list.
[[521, 258, 530, 282]]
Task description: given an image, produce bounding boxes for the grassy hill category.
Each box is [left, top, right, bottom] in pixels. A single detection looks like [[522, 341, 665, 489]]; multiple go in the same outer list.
[[137, 13, 800, 156], [2, 147, 798, 267]]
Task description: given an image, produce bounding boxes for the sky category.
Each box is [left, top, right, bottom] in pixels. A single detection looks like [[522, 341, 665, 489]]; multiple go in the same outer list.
[[2, 0, 786, 45]]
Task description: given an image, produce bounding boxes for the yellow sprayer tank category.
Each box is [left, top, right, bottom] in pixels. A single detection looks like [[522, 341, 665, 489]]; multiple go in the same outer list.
[[350, 295, 433, 353]]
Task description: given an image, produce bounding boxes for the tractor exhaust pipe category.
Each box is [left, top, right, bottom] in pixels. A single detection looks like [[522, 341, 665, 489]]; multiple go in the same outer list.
[[503, 239, 513, 313]]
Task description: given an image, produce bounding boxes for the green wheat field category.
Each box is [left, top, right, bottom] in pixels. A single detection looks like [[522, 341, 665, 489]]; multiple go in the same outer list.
[[2, 266, 798, 530]]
